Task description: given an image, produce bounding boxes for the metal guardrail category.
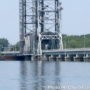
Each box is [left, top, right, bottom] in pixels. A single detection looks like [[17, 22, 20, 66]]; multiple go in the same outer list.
[[43, 48, 90, 52], [42, 48, 90, 55], [0, 51, 20, 55]]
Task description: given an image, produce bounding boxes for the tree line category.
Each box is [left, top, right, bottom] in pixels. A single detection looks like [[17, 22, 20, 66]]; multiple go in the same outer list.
[[0, 38, 9, 51], [63, 34, 90, 48], [0, 38, 19, 51]]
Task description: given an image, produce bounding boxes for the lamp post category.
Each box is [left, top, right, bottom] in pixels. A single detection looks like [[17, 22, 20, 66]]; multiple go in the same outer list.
[[84, 34, 86, 49], [83, 34, 86, 61]]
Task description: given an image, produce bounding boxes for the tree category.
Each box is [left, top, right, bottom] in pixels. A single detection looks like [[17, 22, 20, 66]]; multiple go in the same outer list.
[[62, 34, 90, 48], [0, 38, 9, 51]]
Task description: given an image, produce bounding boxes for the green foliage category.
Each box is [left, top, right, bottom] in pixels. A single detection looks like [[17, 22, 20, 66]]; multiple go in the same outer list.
[[9, 42, 20, 51], [13, 42, 20, 51], [0, 38, 9, 51], [63, 34, 90, 48]]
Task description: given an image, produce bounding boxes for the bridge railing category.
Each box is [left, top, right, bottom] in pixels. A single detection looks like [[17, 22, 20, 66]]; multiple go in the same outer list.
[[43, 48, 90, 52]]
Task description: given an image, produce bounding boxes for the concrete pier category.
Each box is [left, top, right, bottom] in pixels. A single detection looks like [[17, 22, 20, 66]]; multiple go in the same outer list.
[[83, 54, 90, 62], [56, 55, 62, 61], [65, 54, 71, 61]]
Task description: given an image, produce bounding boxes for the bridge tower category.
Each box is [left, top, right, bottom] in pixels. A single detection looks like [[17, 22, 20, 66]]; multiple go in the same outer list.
[[19, 0, 63, 55], [19, 0, 39, 54]]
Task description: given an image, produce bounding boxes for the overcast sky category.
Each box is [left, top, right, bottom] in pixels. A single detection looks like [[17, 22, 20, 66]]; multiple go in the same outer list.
[[0, 0, 90, 44]]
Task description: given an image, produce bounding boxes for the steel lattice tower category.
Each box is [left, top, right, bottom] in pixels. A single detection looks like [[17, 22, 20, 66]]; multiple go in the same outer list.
[[19, 0, 63, 54]]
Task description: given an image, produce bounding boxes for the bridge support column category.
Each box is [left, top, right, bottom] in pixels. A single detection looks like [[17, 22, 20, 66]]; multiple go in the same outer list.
[[59, 33, 63, 50], [49, 55, 54, 60], [84, 54, 90, 62], [65, 54, 70, 61], [56, 55, 62, 61], [37, 33, 42, 56], [74, 54, 80, 62], [46, 55, 50, 61], [42, 54, 47, 60], [31, 55, 34, 61]]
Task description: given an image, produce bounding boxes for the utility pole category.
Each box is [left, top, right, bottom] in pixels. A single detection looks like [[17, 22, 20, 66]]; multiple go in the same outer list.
[[84, 34, 86, 48]]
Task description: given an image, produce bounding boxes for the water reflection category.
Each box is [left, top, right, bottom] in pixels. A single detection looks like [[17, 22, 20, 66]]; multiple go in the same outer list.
[[55, 61, 61, 90], [20, 61, 61, 90], [20, 61, 27, 90]]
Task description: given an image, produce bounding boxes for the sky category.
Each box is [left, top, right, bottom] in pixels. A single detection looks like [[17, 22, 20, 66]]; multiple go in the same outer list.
[[0, 0, 90, 44]]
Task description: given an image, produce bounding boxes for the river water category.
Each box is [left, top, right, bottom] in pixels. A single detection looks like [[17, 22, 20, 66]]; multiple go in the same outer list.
[[0, 61, 90, 90]]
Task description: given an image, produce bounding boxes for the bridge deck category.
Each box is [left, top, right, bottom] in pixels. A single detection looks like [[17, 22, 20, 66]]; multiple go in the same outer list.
[[0, 48, 90, 61], [43, 48, 90, 55], [1, 48, 90, 55]]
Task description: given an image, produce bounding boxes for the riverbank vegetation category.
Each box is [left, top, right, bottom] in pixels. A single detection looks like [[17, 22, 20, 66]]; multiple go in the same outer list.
[[0, 38, 9, 51], [0, 38, 19, 51], [63, 34, 90, 48]]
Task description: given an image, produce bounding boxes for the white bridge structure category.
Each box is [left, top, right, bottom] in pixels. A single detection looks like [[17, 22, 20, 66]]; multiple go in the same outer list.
[[19, 0, 63, 56]]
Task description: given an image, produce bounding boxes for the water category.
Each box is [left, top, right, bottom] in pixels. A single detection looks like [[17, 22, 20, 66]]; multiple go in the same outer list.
[[0, 61, 90, 90]]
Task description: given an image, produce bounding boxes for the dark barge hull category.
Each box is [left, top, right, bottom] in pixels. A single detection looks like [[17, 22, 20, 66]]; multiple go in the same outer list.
[[0, 55, 25, 61]]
